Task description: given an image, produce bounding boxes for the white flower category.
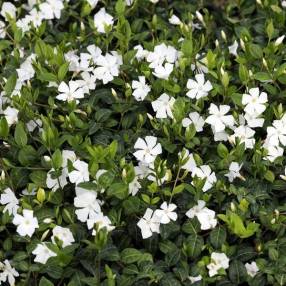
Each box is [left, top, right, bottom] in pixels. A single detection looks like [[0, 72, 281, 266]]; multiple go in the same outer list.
[[3, 107, 19, 126], [188, 275, 202, 284], [0, 260, 19, 286], [26, 118, 42, 132], [192, 165, 217, 192], [186, 74, 213, 100], [1, 2, 17, 20], [228, 40, 238, 56], [16, 17, 31, 33], [87, 212, 115, 236], [186, 200, 217, 230], [182, 112, 205, 132], [39, 0, 64, 20], [62, 150, 77, 168], [245, 261, 259, 277], [12, 209, 39, 237], [132, 76, 150, 101], [0, 188, 19, 216], [134, 45, 149, 61], [0, 21, 6, 38], [133, 136, 162, 164], [151, 93, 175, 119], [147, 43, 178, 68], [76, 71, 97, 94], [87, 0, 98, 8], [17, 56, 35, 83], [207, 252, 230, 277], [68, 159, 89, 185], [242, 88, 268, 116], [169, 15, 182, 25], [32, 243, 57, 264], [46, 168, 68, 192], [125, 0, 134, 5], [263, 144, 283, 162], [51, 226, 75, 247], [28, 8, 44, 28], [87, 44, 102, 63], [230, 125, 255, 149], [74, 187, 101, 222], [154, 202, 177, 224], [56, 81, 84, 102], [93, 8, 114, 34], [225, 162, 243, 182], [137, 208, 161, 239], [244, 112, 264, 128], [93, 53, 121, 84], [206, 104, 234, 132], [152, 63, 174, 79], [128, 176, 141, 196], [180, 149, 197, 173], [280, 167, 286, 180], [266, 119, 286, 146], [186, 200, 206, 218]]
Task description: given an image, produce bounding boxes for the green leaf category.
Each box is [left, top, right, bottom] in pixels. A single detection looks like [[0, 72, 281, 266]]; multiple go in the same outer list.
[[14, 122, 27, 147], [108, 183, 128, 199], [58, 62, 69, 81], [0, 117, 9, 138], [184, 234, 204, 258], [210, 227, 226, 249], [181, 39, 193, 57], [52, 149, 63, 170], [254, 72, 272, 82], [4, 73, 17, 96], [121, 248, 142, 264], [248, 43, 263, 59], [39, 277, 54, 286], [228, 260, 247, 284], [217, 143, 229, 158]]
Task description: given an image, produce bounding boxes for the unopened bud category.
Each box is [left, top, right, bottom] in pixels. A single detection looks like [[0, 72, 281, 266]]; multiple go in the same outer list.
[[275, 35, 285, 46], [275, 209, 280, 218], [256, 0, 262, 5], [195, 11, 204, 25], [240, 38, 245, 50], [271, 218, 276, 224], [43, 218, 53, 224], [215, 39, 219, 48], [147, 113, 153, 120], [122, 168, 127, 179], [221, 30, 227, 41], [262, 58, 268, 68], [41, 229, 50, 241], [231, 202, 236, 211], [80, 22, 85, 31], [0, 170, 5, 180], [111, 88, 117, 98]]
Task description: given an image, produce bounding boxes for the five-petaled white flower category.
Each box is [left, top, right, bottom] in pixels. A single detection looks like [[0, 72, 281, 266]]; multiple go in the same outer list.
[[225, 162, 243, 182], [0, 188, 19, 216], [206, 104, 234, 132], [137, 208, 161, 239], [192, 165, 217, 192], [93, 8, 114, 34], [0, 260, 19, 286], [32, 243, 57, 264], [242, 88, 268, 116], [154, 202, 177, 224], [182, 112, 205, 132], [74, 187, 102, 222], [245, 261, 259, 277], [186, 73, 213, 100], [132, 76, 151, 101], [228, 40, 239, 56], [12, 209, 39, 237], [133, 136, 162, 164], [151, 93, 175, 119], [87, 212, 115, 236], [207, 252, 230, 277], [68, 160, 89, 185], [56, 81, 84, 102], [51, 226, 75, 248]]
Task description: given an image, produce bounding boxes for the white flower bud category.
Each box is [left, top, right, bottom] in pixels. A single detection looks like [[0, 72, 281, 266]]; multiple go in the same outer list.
[[221, 30, 226, 41], [275, 35, 285, 46], [262, 58, 268, 68], [231, 202, 236, 211], [240, 38, 245, 50], [44, 155, 51, 162], [195, 11, 204, 24], [0, 170, 5, 180], [271, 218, 276, 224]]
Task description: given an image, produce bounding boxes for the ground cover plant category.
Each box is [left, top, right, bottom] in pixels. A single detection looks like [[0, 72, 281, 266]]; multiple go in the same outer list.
[[1, 0, 286, 285]]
